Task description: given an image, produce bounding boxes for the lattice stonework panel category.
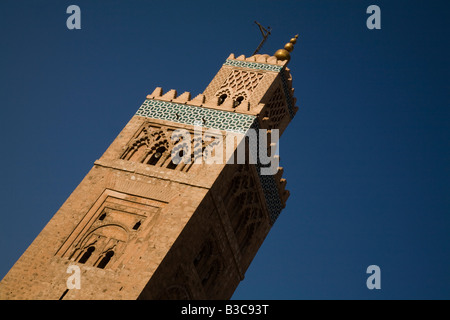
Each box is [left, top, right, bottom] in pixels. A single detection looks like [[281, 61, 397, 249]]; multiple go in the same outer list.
[[219, 70, 264, 93], [266, 86, 289, 129]]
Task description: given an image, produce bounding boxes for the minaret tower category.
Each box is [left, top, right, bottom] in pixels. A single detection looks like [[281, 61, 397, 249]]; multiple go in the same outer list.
[[0, 36, 300, 300]]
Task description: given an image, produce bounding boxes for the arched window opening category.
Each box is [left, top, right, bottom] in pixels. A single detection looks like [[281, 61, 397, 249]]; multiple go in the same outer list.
[[233, 96, 244, 108], [166, 161, 177, 170], [147, 146, 166, 166], [126, 142, 148, 162], [78, 246, 95, 264], [201, 259, 221, 289], [218, 94, 227, 106], [97, 251, 114, 269], [167, 150, 184, 170], [194, 241, 212, 268], [232, 206, 263, 255], [132, 221, 141, 230]]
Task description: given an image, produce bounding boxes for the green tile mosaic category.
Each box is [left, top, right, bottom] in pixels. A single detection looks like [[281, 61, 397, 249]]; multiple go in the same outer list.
[[223, 59, 283, 72], [136, 99, 256, 134]]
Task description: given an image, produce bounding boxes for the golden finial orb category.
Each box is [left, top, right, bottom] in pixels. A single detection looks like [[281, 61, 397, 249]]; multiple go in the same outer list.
[[274, 34, 299, 62]]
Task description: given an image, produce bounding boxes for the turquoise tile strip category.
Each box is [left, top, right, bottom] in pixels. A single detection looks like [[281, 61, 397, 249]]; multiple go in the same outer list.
[[136, 99, 256, 134], [223, 59, 283, 72]]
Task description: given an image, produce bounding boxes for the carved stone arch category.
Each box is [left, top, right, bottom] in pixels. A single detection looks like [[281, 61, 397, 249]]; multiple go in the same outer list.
[[227, 191, 248, 217], [168, 139, 191, 168], [122, 136, 151, 162], [145, 133, 174, 166], [167, 133, 196, 171], [202, 133, 223, 164], [149, 128, 173, 149], [215, 88, 231, 106], [149, 128, 166, 143], [230, 89, 250, 110], [194, 239, 213, 265], [224, 164, 255, 205], [193, 234, 225, 294], [223, 164, 266, 255], [96, 249, 115, 269], [201, 257, 223, 293], [231, 89, 249, 105], [186, 133, 202, 167], [224, 171, 242, 204], [85, 224, 129, 241], [185, 130, 224, 167], [232, 204, 264, 253], [69, 234, 98, 262], [169, 129, 191, 157], [232, 89, 248, 100], [78, 224, 128, 250], [148, 139, 170, 154], [193, 238, 214, 279], [171, 139, 190, 154], [215, 88, 231, 98], [122, 125, 173, 164], [73, 224, 128, 267]]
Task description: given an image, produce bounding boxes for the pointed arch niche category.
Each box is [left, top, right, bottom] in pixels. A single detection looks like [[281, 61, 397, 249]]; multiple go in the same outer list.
[[56, 189, 166, 270], [223, 164, 267, 256], [121, 123, 194, 172]]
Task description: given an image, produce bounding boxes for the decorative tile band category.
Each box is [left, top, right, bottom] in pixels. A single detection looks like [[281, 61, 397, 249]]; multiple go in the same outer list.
[[136, 99, 256, 134], [223, 59, 283, 72]]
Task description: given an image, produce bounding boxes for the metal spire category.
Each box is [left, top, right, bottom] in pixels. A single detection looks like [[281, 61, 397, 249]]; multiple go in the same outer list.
[[252, 21, 272, 55]]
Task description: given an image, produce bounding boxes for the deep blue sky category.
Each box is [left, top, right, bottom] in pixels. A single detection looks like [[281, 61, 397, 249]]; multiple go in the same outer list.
[[0, 0, 449, 299]]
